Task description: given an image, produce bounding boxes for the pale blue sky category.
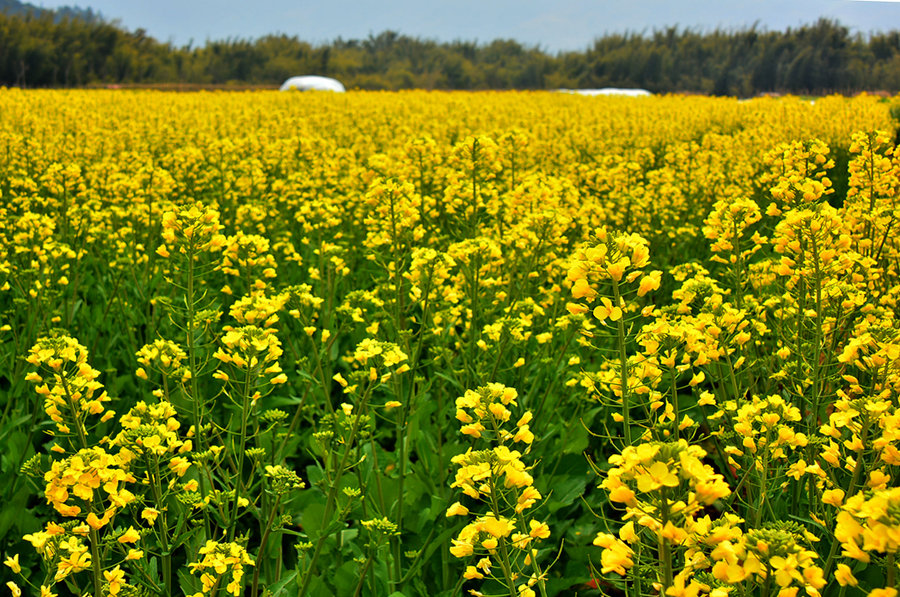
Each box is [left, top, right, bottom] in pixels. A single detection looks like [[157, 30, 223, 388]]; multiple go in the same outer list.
[[33, 0, 900, 52]]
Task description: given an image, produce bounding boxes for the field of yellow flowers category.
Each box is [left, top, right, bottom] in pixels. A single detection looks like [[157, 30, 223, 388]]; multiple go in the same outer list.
[[1, 88, 899, 597]]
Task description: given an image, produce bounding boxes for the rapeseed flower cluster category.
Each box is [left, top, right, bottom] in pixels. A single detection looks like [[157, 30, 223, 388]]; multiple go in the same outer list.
[[26, 336, 115, 442], [710, 523, 826, 596], [188, 540, 254, 596], [227, 291, 289, 327], [596, 440, 729, 593], [449, 384, 548, 597], [566, 227, 660, 322], [718, 394, 807, 470], [836, 488, 900, 559], [111, 400, 191, 464], [156, 204, 226, 259], [762, 138, 835, 215], [342, 338, 410, 388], [213, 325, 288, 390], [43, 447, 135, 519], [220, 231, 278, 294], [135, 339, 190, 386]]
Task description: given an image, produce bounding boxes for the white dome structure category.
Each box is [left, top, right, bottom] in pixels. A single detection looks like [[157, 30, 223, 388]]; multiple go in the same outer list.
[[556, 88, 652, 97], [280, 76, 346, 92]]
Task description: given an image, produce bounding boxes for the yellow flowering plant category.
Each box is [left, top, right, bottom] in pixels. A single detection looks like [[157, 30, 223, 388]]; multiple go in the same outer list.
[[594, 439, 731, 595], [448, 383, 550, 597], [153, 203, 228, 538], [188, 540, 255, 597], [4, 90, 900, 597], [295, 337, 410, 596], [20, 337, 142, 596], [566, 227, 662, 445], [760, 138, 835, 217]]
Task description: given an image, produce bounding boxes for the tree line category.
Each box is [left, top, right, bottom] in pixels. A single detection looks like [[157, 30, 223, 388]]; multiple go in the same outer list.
[[1, 10, 899, 95]]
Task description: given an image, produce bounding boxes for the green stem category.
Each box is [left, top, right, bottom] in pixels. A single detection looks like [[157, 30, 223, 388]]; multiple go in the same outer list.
[[227, 368, 254, 541], [58, 374, 104, 597], [888, 553, 895, 589], [611, 279, 632, 446], [485, 419, 527, 597], [392, 399, 407, 591], [514, 508, 549, 597], [251, 493, 284, 597], [352, 547, 377, 597], [822, 420, 870, 579], [809, 232, 824, 430], [151, 457, 172, 594], [658, 488, 673, 593], [755, 438, 770, 527], [296, 384, 373, 595], [88, 525, 103, 597], [184, 242, 212, 540], [60, 373, 89, 451], [669, 364, 678, 442]]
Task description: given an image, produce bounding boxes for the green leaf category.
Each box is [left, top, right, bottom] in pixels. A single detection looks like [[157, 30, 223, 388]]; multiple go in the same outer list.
[[339, 527, 359, 547], [301, 502, 326, 537], [421, 525, 458, 563], [0, 485, 31, 539], [267, 570, 298, 596], [169, 520, 201, 551], [302, 574, 334, 597], [0, 426, 31, 472], [562, 421, 589, 454], [0, 422, 30, 451], [332, 561, 360, 595], [177, 567, 200, 595], [431, 370, 465, 393], [269, 394, 307, 408], [305, 464, 325, 490], [544, 469, 591, 512]]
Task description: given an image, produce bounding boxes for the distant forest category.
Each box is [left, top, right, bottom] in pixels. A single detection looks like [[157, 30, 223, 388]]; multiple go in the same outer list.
[[2, 8, 900, 95]]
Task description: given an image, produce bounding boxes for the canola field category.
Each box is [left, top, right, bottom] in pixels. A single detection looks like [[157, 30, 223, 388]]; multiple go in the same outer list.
[[1, 89, 900, 597]]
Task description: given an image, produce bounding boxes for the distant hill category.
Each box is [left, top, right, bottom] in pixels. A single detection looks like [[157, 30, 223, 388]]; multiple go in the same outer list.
[[0, 0, 100, 22]]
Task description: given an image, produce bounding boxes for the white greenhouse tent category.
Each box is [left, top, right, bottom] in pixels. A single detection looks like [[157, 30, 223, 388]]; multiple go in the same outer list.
[[556, 88, 652, 97], [279, 76, 346, 92]]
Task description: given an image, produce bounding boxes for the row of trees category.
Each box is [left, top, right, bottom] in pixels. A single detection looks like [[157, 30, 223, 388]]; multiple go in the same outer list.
[[2, 10, 900, 94]]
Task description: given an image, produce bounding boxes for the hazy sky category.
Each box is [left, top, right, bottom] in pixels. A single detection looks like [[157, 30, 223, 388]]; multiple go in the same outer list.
[[32, 0, 900, 52]]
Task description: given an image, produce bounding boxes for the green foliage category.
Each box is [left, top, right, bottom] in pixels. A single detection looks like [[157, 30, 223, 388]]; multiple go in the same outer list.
[[1, 14, 900, 94]]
